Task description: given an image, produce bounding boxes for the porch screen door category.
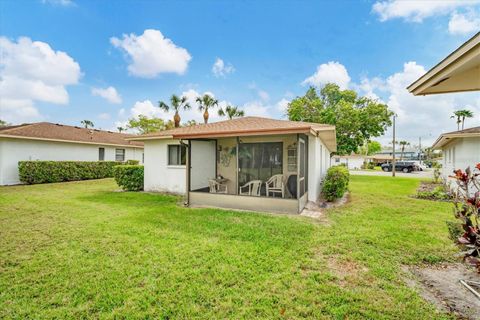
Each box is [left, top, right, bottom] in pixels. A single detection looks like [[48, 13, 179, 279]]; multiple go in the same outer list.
[[238, 142, 283, 189], [298, 137, 306, 198]]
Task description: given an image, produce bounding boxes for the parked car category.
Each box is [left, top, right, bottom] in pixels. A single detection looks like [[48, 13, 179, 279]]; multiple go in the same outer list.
[[381, 161, 416, 173]]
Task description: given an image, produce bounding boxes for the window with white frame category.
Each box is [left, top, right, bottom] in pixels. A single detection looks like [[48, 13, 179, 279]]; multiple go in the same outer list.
[[98, 147, 105, 161], [115, 148, 125, 162], [168, 145, 186, 166]]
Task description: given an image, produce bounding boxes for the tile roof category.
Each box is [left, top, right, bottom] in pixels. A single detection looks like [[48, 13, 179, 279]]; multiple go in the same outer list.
[[131, 116, 335, 140], [0, 122, 143, 147], [431, 126, 480, 149]]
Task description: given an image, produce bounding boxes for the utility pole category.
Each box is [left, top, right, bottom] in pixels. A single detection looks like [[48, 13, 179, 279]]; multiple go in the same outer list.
[[392, 114, 396, 177], [419, 136, 422, 162]]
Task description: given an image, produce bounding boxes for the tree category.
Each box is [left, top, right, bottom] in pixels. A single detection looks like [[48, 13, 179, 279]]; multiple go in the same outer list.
[[456, 109, 474, 130], [117, 126, 126, 133], [287, 84, 393, 155], [159, 94, 191, 128], [127, 115, 174, 134], [184, 120, 198, 127], [218, 105, 245, 119], [398, 140, 410, 159], [81, 120, 94, 128], [0, 119, 9, 127], [196, 94, 218, 124], [451, 111, 462, 130], [358, 140, 382, 156]]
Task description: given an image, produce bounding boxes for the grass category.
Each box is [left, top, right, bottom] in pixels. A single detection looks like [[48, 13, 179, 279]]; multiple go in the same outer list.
[[0, 176, 457, 319]]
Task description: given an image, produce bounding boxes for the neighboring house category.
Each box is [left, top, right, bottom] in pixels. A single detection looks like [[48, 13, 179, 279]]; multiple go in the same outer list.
[[0, 122, 144, 185], [375, 149, 420, 161], [431, 127, 480, 180], [331, 155, 368, 170], [130, 116, 336, 214], [408, 32, 480, 178]]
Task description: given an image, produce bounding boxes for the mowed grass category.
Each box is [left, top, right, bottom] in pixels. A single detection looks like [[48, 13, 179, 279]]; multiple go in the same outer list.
[[0, 176, 457, 319]]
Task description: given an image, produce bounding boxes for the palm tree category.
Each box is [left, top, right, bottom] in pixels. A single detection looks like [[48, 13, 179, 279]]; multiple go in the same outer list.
[[81, 120, 94, 128], [399, 140, 410, 160], [218, 105, 245, 120], [457, 109, 474, 130], [196, 94, 218, 124], [117, 126, 126, 133], [450, 111, 462, 130], [159, 94, 191, 128]]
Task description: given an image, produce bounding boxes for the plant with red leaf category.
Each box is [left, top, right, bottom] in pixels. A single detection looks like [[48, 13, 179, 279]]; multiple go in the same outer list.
[[450, 164, 480, 271]]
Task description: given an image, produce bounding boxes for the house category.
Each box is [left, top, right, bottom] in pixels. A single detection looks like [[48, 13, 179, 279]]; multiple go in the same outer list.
[[331, 155, 368, 170], [129, 116, 336, 214], [431, 127, 480, 180], [0, 122, 144, 185], [374, 148, 420, 161], [408, 32, 480, 178]]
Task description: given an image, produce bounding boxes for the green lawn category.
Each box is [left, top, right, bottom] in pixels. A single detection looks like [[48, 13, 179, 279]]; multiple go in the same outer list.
[[0, 176, 457, 319]]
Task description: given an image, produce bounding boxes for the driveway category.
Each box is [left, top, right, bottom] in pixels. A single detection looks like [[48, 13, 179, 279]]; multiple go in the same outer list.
[[349, 169, 433, 179]]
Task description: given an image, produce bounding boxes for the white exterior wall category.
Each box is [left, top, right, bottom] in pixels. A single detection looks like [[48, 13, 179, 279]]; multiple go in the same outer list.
[[442, 137, 480, 180], [0, 138, 143, 185], [332, 157, 366, 170], [308, 135, 332, 202], [143, 139, 186, 194]]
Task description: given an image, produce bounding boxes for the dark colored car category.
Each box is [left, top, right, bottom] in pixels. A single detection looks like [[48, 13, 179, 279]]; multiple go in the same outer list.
[[381, 161, 416, 173]]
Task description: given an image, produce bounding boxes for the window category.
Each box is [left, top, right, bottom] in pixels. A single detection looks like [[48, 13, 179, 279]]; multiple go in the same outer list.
[[168, 145, 187, 165], [115, 149, 125, 162], [98, 147, 105, 161], [238, 142, 283, 186]]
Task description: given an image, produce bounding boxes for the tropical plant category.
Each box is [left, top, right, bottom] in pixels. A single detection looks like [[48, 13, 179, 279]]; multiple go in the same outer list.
[[81, 120, 94, 128], [117, 126, 127, 133], [450, 164, 480, 271], [196, 94, 218, 124], [127, 115, 174, 134], [287, 84, 393, 155], [159, 94, 191, 128], [218, 105, 245, 120], [398, 140, 410, 159], [451, 109, 474, 130]]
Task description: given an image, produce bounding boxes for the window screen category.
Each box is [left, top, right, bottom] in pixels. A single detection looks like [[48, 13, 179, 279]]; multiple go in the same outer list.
[[168, 145, 187, 165], [99, 147, 105, 161], [115, 149, 125, 162]]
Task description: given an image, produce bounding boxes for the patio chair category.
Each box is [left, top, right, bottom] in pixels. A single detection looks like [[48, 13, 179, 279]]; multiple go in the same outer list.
[[266, 174, 284, 198], [239, 180, 262, 197], [208, 179, 228, 194]]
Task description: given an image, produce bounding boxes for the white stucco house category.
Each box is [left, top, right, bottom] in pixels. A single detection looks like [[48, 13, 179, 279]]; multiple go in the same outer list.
[[432, 127, 480, 180], [129, 116, 336, 214], [331, 155, 368, 170], [0, 122, 144, 185]]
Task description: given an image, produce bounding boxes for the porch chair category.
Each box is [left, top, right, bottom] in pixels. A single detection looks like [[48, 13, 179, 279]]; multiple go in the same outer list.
[[266, 174, 284, 198], [208, 179, 228, 194], [239, 180, 262, 197]]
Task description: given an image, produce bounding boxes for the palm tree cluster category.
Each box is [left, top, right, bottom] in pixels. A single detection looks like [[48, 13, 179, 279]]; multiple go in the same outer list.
[[159, 93, 245, 127], [451, 109, 474, 131]]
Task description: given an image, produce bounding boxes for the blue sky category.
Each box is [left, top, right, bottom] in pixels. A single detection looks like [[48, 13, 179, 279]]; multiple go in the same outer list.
[[1, 0, 480, 145]]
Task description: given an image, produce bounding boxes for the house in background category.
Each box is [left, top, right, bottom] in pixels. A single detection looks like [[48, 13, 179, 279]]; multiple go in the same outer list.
[[374, 148, 420, 161], [130, 116, 336, 214], [0, 122, 144, 185], [331, 154, 369, 170], [408, 32, 480, 178]]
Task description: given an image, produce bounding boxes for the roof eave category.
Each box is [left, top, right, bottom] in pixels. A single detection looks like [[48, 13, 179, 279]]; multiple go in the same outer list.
[[0, 134, 144, 148]]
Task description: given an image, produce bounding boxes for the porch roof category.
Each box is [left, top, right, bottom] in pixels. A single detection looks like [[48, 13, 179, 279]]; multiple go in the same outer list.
[[431, 126, 480, 149], [129, 116, 337, 151]]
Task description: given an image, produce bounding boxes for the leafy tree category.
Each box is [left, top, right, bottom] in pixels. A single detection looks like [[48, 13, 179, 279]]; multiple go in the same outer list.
[[218, 105, 245, 119], [287, 84, 393, 155], [0, 119, 10, 127], [127, 115, 174, 134], [184, 120, 198, 127], [117, 126, 127, 133], [358, 140, 382, 156], [398, 140, 410, 159], [81, 120, 94, 128], [159, 94, 191, 128], [196, 94, 218, 124]]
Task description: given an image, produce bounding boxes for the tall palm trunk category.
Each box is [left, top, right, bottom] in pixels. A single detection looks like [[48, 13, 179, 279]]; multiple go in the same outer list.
[[203, 109, 209, 124], [462, 116, 465, 130], [174, 112, 181, 128]]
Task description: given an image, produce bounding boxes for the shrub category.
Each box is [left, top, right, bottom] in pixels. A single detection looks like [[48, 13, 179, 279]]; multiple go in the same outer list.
[[416, 186, 452, 201], [125, 159, 140, 165], [113, 165, 144, 191], [19, 161, 120, 184], [322, 165, 350, 201]]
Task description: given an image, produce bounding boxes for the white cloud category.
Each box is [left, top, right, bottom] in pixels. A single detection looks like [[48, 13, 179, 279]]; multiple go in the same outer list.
[[98, 113, 111, 120], [130, 100, 163, 119], [372, 0, 480, 22], [449, 10, 480, 34], [212, 58, 235, 77], [91, 86, 122, 104], [275, 98, 290, 118], [0, 36, 81, 123], [302, 61, 351, 90], [258, 90, 270, 102], [110, 29, 191, 78]]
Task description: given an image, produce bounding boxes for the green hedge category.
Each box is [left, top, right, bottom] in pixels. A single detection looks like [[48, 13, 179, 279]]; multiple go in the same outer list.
[[18, 161, 121, 184], [322, 165, 350, 201], [113, 165, 144, 191]]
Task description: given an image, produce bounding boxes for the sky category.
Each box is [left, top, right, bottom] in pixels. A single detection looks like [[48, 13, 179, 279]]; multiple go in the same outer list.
[[1, 0, 480, 146]]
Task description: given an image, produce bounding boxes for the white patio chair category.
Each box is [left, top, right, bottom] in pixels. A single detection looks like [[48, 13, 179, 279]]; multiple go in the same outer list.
[[239, 180, 262, 197], [266, 174, 284, 198], [208, 179, 228, 194]]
